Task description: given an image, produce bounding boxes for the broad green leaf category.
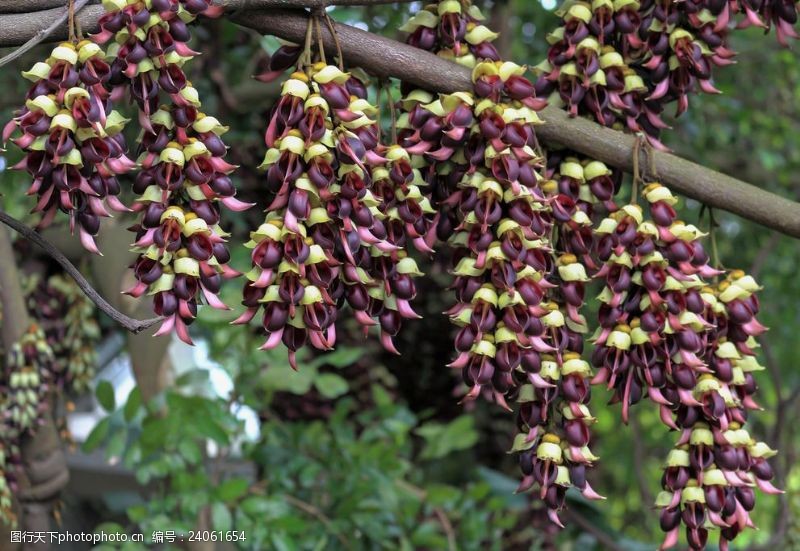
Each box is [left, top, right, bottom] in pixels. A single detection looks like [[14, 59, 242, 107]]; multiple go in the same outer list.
[[314, 373, 349, 399], [96, 380, 116, 412], [82, 416, 111, 452], [211, 502, 233, 532], [216, 477, 250, 502], [124, 387, 141, 422]]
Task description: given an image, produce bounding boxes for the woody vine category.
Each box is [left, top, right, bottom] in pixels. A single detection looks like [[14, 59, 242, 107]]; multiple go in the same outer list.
[[0, 0, 797, 549]]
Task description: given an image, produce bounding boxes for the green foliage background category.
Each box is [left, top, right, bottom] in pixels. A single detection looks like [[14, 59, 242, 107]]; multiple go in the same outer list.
[[0, 0, 798, 549]]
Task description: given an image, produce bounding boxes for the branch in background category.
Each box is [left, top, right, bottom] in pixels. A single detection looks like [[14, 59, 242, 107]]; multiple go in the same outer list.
[[0, 210, 162, 334], [2, 4, 796, 237], [0, 0, 89, 69], [562, 509, 625, 551]]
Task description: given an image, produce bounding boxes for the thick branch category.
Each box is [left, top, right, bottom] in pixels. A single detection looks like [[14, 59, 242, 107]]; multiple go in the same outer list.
[[233, 9, 800, 238], [0, 228, 29, 346], [1, 6, 799, 237], [0, 0, 89, 69], [0, 211, 162, 334], [0, 0, 413, 16]]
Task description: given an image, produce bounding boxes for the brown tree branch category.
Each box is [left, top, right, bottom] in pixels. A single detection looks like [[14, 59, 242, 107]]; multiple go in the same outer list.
[[0, 0, 415, 16], [0, 210, 162, 334], [0, 0, 89, 69], [1, 5, 800, 238]]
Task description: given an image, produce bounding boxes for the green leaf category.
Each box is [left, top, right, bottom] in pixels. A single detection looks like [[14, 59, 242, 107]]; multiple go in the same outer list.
[[240, 496, 289, 518], [96, 380, 116, 412], [216, 477, 250, 502], [211, 502, 233, 532], [416, 415, 479, 460], [124, 387, 142, 422], [83, 416, 111, 453], [178, 439, 203, 464], [105, 426, 128, 460], [192, 416, 230, 444], [260, 363, 314, 394], [315, 347, 363, 368], [175, 368, 210, 388], [314, 373, 349, 399]]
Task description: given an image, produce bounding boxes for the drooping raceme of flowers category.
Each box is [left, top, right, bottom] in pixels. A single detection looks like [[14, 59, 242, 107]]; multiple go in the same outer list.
[[0, 325, 56, 524], [93, 0, 248, 343], [26, 274, 101, 393], [237, 63, 421, 367], [3, 41, 134, 252], [125, 108, 246, 344]]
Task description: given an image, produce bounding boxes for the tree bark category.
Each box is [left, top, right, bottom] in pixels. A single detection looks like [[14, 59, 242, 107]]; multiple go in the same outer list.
[[1, 4, 798, 237]]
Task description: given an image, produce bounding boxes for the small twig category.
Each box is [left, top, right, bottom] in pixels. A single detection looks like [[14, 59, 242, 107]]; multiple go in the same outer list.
[[313, 13, 326, 65], [0, 0, 89, 68], [323, 12, 344, 71], [708, 207, 722, 272], [394, 479, 457, 551], [0, 210, 162, 334], [283, 494, 350, 547], [67, 0, 75, 43], [562, 509, 626, 551]]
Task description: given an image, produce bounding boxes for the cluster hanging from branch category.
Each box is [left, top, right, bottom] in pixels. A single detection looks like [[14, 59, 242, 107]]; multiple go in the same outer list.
[[92, 0, 249, 343], [0, 325, 55, 524], [1, 0, 793, 547], [236, 16, 425, 368], [3, 39, 134, 252]]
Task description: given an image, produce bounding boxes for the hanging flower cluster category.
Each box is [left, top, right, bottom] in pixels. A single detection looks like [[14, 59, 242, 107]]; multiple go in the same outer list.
[[93, 0, 248, 344], [0, 325, 56, 523], [94, 0, 222, 123], [26, 274, 101, 393], [3, 40, 134, 252], [237, 62, 422, 367], [396, 0, 503, 246], [585, 183, 776, 548], [653, 269, 778, 550], [397, 0, 608, 522], [399, 0, 501, 67], [1, 325, 54, 436]]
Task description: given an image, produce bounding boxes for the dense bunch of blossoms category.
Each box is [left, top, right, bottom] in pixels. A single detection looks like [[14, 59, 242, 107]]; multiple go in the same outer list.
[[591, 184, 720, 422], [93, 0, 248, 343], [396, 0, 502, 246], [653, 270, 776, 550], [236, 62, 422, 367], [585, 183, 776, 548], [535, 0, 796, 138], [25, 274, 100, 393], [399, 0, 501, 68], [3, 41, 134, 253], [442, 61, 550, 404], [0, 443, 13, 523], [510, 310, 604, 526], [0, 325, 56, 523], [1, 326, 54, 437], [533, 1, 669, 144], [125, 112, 244, 343], [396, 0, 608, 522], [94, 0, 222, 123]]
